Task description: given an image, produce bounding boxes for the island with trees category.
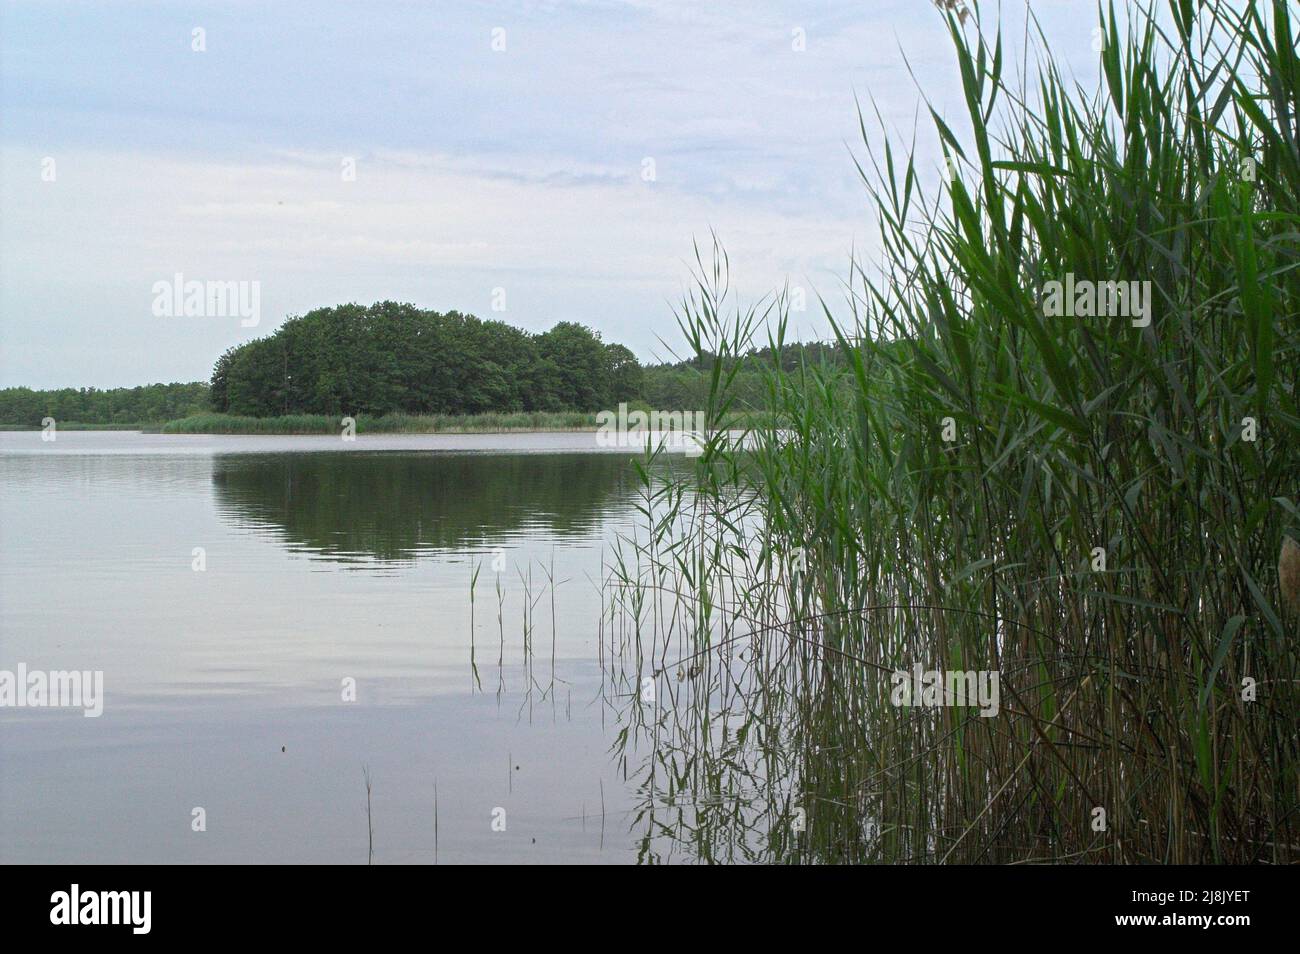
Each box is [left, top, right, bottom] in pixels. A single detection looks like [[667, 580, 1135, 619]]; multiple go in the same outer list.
[[0, 301, 837, 432]]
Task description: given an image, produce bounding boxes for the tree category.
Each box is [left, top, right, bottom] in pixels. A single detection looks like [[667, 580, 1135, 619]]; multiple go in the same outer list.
[[604, 343, 643, 405], [211, 305, 640, 417]]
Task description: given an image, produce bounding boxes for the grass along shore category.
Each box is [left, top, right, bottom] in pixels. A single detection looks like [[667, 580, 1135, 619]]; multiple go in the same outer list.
[[158, 409, 774, 434], [2, 412, 595, 433], [158, 411, 600, 434], [4, 409, 773, 434]]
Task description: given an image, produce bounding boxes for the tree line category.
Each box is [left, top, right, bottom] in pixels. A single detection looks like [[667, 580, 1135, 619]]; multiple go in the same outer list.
[[0, 301, 846, 426], [0, 382, 209, 427]]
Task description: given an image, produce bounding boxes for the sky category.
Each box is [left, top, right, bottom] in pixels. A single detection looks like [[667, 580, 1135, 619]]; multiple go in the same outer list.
[[0, 0, 1101, 389]]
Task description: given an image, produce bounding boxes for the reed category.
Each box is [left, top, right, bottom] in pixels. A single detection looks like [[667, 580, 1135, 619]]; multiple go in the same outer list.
[[607, 0, 1299, 863], [362, 765, 374, 865]]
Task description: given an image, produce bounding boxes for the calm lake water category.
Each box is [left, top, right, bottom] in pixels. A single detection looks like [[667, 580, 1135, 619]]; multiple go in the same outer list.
[[0, 430, 674, 864]]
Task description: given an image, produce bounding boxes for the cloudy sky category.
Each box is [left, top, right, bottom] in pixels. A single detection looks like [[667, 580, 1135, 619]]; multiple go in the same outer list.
[[1, 0, 1100, 389]]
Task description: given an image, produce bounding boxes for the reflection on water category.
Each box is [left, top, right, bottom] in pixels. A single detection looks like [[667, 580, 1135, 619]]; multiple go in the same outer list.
[[1, 431, 825, 865], [212, 452, 636, 565], [616, 634, 881, 865], [0, 432, 659, 864]]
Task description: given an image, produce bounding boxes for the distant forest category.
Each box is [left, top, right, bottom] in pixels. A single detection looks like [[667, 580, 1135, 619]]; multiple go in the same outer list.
[[0, 302, 845, 426], [0, 381, 210, 427]]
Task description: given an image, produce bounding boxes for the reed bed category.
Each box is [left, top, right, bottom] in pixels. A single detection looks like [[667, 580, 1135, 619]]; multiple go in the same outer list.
[[603, 0, 1299, 863]]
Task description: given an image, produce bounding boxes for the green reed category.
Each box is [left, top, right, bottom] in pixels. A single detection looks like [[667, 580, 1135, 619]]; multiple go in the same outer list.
[[608, 0, 1298, 863]]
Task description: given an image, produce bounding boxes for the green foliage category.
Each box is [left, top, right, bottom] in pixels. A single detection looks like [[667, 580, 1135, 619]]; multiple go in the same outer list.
[[613, 0, 1299, 863], [0, 311, 844, 430], [213, 302, 644, 417], [639, 342, 849, 410], [0, 382, 209, 427]]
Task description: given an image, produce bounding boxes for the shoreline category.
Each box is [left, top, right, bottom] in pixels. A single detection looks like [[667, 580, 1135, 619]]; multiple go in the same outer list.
[[0, 423, 602, 435], [2, 409, 767, 435]]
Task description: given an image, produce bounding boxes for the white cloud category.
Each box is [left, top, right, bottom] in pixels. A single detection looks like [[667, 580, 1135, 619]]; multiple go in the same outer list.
[[0, 146, 860, 386]]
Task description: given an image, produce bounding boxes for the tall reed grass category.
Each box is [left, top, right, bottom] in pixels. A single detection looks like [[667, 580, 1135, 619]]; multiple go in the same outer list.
[[607, 0, 1298, 863]]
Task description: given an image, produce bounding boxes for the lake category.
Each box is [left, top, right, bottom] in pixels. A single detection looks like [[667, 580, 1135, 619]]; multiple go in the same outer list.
[[0, 430, 694, 864]]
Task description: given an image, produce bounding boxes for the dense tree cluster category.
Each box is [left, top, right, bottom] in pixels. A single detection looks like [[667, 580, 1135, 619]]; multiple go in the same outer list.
[[210, 302, 644, 416], [0, 382, 209, 426], [0, 304, 849, 426]]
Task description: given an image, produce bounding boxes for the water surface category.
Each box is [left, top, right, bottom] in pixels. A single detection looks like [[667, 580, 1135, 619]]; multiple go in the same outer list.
[[0, 430, 658, 863]]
